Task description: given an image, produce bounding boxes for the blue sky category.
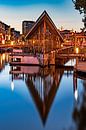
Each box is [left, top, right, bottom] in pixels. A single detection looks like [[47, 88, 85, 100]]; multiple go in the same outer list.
[[0, 0, 83, 33], [0, 0, 68, 6]]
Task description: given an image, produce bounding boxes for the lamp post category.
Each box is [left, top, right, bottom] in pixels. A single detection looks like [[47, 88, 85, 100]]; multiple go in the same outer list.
[[75, 47, 79, 69]]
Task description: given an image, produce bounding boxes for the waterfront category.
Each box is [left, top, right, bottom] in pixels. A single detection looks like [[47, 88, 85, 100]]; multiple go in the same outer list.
[[0, 53, 85, 130]]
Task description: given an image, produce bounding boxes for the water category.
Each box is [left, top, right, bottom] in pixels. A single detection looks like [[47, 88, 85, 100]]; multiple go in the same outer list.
[[0, 53, 86, 130]]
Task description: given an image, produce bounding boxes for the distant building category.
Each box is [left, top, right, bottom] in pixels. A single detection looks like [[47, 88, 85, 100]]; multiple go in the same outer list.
[[22, 21, 35, 35], [60, 30, 86, 46], [10, 28, 20, 42], [60, 30, 74, 46], [0, 20, 20, 44], [0, 21, 10, 44], [75, 32, 86, 46]]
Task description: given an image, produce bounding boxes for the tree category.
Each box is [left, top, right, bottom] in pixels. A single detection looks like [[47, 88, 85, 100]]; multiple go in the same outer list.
[[72, 0, 86, 30]]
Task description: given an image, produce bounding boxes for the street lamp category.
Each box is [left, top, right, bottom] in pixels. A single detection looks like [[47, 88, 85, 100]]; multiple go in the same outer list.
[[75, 47, 79, 54]]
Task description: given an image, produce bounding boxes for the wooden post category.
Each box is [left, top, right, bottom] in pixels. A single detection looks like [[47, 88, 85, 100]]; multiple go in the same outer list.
[[76, 57, 78, 70], [38, 27, 41, 53], [43, 20, 46, 66], [43, 19, 46, 52]]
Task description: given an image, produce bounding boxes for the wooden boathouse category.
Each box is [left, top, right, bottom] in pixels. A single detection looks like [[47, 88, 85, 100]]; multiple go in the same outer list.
[[25, 10, 64, 66]]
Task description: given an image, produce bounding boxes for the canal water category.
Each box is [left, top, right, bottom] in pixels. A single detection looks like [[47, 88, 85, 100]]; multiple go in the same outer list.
[[0, 53, 86, 130]]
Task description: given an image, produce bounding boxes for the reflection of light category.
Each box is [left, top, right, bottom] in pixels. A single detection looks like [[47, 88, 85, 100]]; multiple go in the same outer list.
[[11, 81, 14, 92], [74, 89, 78, 101], [13, 66, 17, 70], [2, 54, 5, 61], [0, 57, 2, 65], [6, 54, 9, 61], [14, 58, 17, 61]]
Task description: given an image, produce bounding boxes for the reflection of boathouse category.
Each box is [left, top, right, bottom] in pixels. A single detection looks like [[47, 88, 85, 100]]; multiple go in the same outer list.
[[25, 11, 64, 66], [25, 67, 64, 124], [10, 66, 64, 124]]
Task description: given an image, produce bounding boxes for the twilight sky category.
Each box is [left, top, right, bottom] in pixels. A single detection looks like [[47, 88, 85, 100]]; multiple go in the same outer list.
[[0, 0, 83, 33]]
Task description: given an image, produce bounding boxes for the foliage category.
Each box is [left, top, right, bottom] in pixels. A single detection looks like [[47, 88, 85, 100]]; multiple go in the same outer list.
[[72, 0, 86, 29]]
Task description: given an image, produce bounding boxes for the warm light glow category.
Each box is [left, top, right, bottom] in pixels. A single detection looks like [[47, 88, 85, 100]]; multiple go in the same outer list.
[[22, 42, 24, 45], [2, 54, 5, 61], [2, 39, 5, 44], [33, 40, 35, 44], [11, 41, 14, 45], [61, 44, 63, 47], [74, 89, 78, 101], [0, 57, 2, 65], [8, 35, 11, 40], [66, 40, 69, 43], [11, 81, 14, 92], [18, 39, 19, 42], [75, 47, 79, 54]]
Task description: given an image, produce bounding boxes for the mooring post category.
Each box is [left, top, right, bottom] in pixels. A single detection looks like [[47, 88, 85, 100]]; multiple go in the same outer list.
[[75, 57, 78, 71]]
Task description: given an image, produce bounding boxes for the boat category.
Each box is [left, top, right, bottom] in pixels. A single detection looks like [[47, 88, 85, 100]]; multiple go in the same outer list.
[[9, 49, 40, 66]]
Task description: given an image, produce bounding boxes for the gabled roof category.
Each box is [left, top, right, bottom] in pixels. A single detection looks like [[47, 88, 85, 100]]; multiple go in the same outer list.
[[25, 10, 64, 42]]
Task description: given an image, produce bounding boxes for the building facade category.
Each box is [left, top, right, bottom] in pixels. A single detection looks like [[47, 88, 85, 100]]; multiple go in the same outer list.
[[22, 21, 35, 35], [25, 11, 64, 66], [10, 28, 20, 44], [0, 21, 10, 44], [60, 30, 86, 47], [25, 11, 63, 53], [0, 21, 20, 45]]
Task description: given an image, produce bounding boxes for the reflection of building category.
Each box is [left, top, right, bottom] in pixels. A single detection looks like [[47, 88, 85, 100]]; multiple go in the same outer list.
[[10, 66, 64, 124], [22, 21, 35, 35], [73, 73, 86, 130], [0, 53, 9, 72], [73, 71, 86, 101], [10, 66, 39, 78], [73, 72, 78, 101], [25, 67, 63, 124]]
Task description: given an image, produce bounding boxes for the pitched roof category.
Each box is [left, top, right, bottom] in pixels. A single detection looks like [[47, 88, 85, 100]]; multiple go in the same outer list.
[[25, 10, 64, 42]]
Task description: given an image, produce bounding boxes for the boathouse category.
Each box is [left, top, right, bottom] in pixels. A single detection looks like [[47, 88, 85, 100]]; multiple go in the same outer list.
[[25, 11, 64, 66]]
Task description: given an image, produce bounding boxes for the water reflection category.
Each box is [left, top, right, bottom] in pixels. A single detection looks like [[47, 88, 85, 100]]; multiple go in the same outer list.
[[73, 73, 79, 102], [10, 65, 64, 124], [0, 53, 9, 72], [0, 53, 86, 130], [73, 72, 86, 130], [11, 81, 15, 92]]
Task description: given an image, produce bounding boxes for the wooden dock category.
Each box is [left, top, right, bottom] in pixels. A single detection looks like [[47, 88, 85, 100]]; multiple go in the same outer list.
[[74, 61, 86, 73]]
